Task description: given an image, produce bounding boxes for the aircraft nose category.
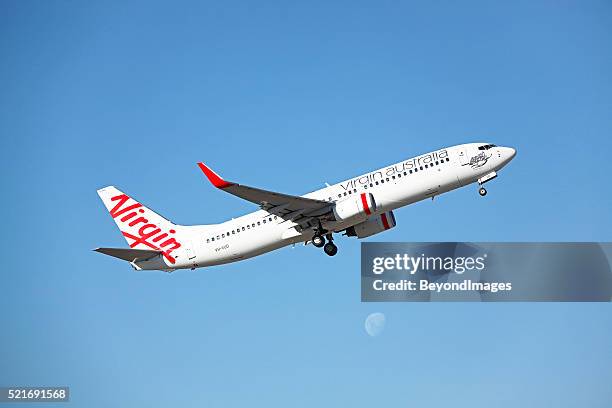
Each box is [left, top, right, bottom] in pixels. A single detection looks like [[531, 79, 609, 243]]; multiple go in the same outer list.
[[501, 147, 516, 165]]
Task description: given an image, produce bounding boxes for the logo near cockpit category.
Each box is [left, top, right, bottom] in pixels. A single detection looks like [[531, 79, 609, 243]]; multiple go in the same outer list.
[[340, 150, 449, 191], [462, 152, 491, 169]]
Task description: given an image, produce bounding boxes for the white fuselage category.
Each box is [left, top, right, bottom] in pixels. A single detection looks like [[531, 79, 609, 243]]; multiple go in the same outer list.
[[144, 143, 515, 271]]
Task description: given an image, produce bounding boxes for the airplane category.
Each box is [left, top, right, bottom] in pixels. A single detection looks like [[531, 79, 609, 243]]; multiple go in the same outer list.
[[95, 142, 516, 272]]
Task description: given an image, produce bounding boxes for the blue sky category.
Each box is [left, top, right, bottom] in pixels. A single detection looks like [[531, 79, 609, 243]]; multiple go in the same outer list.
[[1, 1, 611, 406]]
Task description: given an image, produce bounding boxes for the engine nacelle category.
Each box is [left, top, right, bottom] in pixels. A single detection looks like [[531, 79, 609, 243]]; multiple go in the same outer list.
[[333, 193, 377, 223], [346, 211, 396, 238]]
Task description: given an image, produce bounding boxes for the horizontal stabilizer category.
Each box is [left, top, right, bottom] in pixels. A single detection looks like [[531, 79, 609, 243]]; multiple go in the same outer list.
[[94, 247, 162, 262]]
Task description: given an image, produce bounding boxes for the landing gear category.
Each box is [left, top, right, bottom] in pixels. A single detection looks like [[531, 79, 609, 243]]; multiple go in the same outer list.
[[312, 234, 325, 248], [311, 231, 339, 255], [324, 242, 338, 256], [311, 225, 339, 256], [479, 187, 487, 196], [323, 233, 338, 256]]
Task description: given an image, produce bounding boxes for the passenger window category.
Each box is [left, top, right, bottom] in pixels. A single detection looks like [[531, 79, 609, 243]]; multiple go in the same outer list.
[[425, 164, 428, 168], [269, 217, 272, 222], [211, 237, 215, 242], [385, 178, 389, 182], [338, 194, 342, 198], [397, 174, 401, 178], [404, 171, 407, 176], [252, 223, 255, 227], [381, 180, 384, 184], [409, 169, 413, 174], [247, 225, 250, 229], [263, 219, 266, 224], [207, 239, 210, 243], [242, 227, 245, 231], [375, 181, 379, 185], [257, 221, 261, 226], [369, 183, 373, 187], [353, 189, 357, 193], [216, 235, 220, 239], [446, 158, 450, 162], [420, 166, 423, 170]]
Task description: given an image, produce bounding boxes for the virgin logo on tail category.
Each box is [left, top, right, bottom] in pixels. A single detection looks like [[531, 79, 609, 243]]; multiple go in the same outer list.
[[109, 194, 181, 264]]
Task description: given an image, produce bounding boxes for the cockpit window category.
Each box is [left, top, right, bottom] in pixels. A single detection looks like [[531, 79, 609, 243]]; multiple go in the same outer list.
[[478, 144, 497, 150]]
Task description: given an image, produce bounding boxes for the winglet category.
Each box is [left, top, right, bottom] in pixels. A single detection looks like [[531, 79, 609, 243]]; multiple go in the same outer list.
[[197, 162, 235, 189]]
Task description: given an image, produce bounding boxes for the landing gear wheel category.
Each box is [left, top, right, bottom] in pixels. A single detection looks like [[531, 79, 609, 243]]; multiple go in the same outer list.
[[312, 235, 325, 248], [479, 187, 487, 196], [324, 242, 338, 256]]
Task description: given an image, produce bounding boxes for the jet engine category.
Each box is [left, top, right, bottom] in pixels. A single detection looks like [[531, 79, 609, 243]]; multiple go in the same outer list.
[[333, 193, 377, 223], [346, 211, 396, 238]]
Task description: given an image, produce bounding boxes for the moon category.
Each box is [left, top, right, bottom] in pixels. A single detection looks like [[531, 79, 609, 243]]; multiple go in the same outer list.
[[364, 312, 386, 337]]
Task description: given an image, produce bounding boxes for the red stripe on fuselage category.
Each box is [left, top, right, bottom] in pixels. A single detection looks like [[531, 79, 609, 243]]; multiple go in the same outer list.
[[381, 213, 390, 230], [361, 193, 371, 215]]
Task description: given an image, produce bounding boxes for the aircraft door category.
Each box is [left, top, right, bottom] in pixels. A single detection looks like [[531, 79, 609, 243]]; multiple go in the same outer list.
[[458, 147, 469, 166], [183, 238, 197, 261]]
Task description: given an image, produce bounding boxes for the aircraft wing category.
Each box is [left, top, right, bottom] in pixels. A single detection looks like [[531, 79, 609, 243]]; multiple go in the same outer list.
[[197, 162, 333, 229]]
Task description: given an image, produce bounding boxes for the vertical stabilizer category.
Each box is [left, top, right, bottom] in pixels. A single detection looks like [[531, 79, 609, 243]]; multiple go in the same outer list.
[[96, 186, 184, 265]]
